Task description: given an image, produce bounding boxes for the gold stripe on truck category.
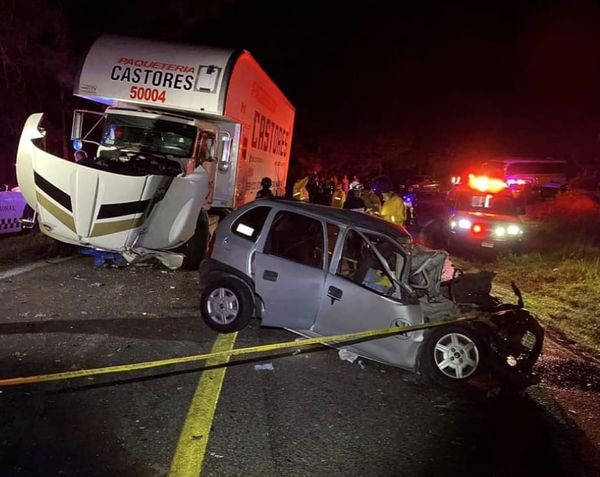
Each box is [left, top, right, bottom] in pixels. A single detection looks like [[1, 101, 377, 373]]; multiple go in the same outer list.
[[36, 191, 76, 233], [90, 217, 145, 237]]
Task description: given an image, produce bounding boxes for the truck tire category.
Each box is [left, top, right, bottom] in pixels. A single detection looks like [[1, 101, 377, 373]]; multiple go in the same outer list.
[[181, 211, 209, 270], [420, 325, 484, 388], [200, 277, 254, 333]]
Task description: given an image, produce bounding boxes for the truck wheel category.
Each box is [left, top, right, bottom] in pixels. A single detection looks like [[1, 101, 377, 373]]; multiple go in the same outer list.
[[420, 325, 484, 388], [181, 212, 209, 270], [200, 277, 254, 333]]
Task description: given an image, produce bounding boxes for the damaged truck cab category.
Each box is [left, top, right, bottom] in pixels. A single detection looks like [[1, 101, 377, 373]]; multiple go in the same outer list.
[[17, 35, 294, 269]]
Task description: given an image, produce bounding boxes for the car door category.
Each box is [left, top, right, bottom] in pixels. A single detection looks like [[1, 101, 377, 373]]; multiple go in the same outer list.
[[313, 229, 423, 368], [254, 210, 328, 329]]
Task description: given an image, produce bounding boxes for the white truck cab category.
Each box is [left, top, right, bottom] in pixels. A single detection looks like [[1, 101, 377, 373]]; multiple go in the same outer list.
[[17, 35, 294, 269]]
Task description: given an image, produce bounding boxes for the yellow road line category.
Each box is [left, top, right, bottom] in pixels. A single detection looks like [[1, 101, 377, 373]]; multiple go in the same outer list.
[[169, 332, 238, 477]]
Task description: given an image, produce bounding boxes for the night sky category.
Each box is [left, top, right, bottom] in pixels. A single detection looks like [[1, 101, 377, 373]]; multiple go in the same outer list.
[[3, 0, 600, 182]]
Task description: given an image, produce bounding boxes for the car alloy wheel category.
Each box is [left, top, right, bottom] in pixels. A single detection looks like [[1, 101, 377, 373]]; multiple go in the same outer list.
[[200, 276, 254, 333], [206, 287, 239, 325], [433, 332, 479, 379]]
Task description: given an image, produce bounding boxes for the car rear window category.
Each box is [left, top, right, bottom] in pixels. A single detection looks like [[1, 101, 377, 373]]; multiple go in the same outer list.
[[264, 211, 325, 269], [231, 206, 271, 242]]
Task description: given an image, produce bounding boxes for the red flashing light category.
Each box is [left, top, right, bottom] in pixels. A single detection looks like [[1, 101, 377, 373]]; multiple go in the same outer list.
[[471, 223, 483, 234], [468, 174, 507, 193]]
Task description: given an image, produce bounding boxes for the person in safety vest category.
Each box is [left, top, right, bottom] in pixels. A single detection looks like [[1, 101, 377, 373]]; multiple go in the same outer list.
[[331, 183, 346, 208], [361, 182, 382, 215], [380, 186, 406, 225], [292, 176, 310, 201]]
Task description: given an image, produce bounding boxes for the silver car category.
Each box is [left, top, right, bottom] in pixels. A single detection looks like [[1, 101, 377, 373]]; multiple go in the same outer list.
[[199, 199, 543, 388]]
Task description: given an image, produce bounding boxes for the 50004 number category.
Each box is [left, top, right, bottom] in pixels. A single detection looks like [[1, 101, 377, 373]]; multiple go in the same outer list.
[[129, 86, 166, 103]]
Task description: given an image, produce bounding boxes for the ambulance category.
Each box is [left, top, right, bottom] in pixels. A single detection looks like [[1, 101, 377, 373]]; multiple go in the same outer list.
[[16, 35, 295, 269], [446, 174, 525, 251]]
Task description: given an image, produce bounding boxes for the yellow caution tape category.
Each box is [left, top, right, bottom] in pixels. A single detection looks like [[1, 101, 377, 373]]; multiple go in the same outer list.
[[0, 315, 477, 387]]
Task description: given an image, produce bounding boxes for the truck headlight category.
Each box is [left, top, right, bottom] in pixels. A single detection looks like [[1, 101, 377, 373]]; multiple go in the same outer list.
[[507, 224, 522, 235], [458, 218, 472, 229], [494, 226, 506, 237]]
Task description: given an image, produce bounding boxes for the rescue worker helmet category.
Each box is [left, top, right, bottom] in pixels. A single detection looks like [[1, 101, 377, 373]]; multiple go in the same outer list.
[[261, 177, 272, 188]]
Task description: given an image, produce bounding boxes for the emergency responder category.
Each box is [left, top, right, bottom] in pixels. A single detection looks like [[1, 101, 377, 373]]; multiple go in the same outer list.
[[343, 186, 365, 211], [331, 182, 346, 208], [381, 186, 407, 225], [361, 182, 382, 215], [256, 177, 274, 199], [402, 186, 417, 225], [349, 174, 361, 191], [292, 176, 310, 201]]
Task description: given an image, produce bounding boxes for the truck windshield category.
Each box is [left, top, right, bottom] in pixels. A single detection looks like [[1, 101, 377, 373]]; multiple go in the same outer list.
[[101, 114, 197, 158]]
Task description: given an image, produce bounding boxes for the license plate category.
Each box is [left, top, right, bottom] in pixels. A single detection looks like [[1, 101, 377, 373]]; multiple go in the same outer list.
[[521, 330, 537, 350], [481, 241, 494, 248]]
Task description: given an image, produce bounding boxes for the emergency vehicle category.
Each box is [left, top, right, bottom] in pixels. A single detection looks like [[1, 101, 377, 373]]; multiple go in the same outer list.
[[446, 174, 525, 251], [0, 185, 33, 235], [16, 35, 294, 269], [453, 157, 569, 197]]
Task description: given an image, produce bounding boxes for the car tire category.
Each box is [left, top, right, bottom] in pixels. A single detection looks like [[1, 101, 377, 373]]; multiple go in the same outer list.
[[200, 277, 254, 333], [420, 325, 484, 388]]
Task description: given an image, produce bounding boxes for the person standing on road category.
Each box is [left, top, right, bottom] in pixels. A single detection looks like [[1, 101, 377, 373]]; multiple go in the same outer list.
[[362, 182, 382, 215], [292, 176, 310, 202], [343, 187, 365, 212], [331, 183, 346, 208], [349, 174, 361, 191], [341, 174, 350, 194], [381, 186, 407, 225], [256, 177, 274, 199]]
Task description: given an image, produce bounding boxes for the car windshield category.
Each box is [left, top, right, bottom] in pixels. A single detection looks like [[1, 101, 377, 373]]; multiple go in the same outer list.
[[336, 229, 405, 297], [456, 191, 520, 216], [101, 114, 197, 158]]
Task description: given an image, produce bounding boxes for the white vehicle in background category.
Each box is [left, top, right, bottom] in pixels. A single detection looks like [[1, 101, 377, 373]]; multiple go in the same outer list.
[[0, 185, 34, 235], [16, 35, 294, 269], [481, 157, 569, 195]]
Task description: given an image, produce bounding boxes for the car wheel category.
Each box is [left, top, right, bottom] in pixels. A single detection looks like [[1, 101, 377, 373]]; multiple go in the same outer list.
[[420, 325, 483, 387], [200, 277, 254, 333]]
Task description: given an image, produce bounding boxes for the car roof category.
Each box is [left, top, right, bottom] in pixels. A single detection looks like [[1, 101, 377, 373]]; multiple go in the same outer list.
[[239, 199, 412, 243]]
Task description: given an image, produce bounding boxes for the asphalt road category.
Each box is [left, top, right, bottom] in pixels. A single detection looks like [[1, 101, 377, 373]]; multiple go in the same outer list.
[[0, 254, 597, 476]]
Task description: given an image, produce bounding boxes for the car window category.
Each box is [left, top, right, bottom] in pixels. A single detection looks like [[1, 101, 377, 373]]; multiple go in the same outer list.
[[326, 223, 340, 268], [336, 230, 396, 296], [231, 206, 271, 242], [264, 211, 324, 269], [363, 232, 406, 279]]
